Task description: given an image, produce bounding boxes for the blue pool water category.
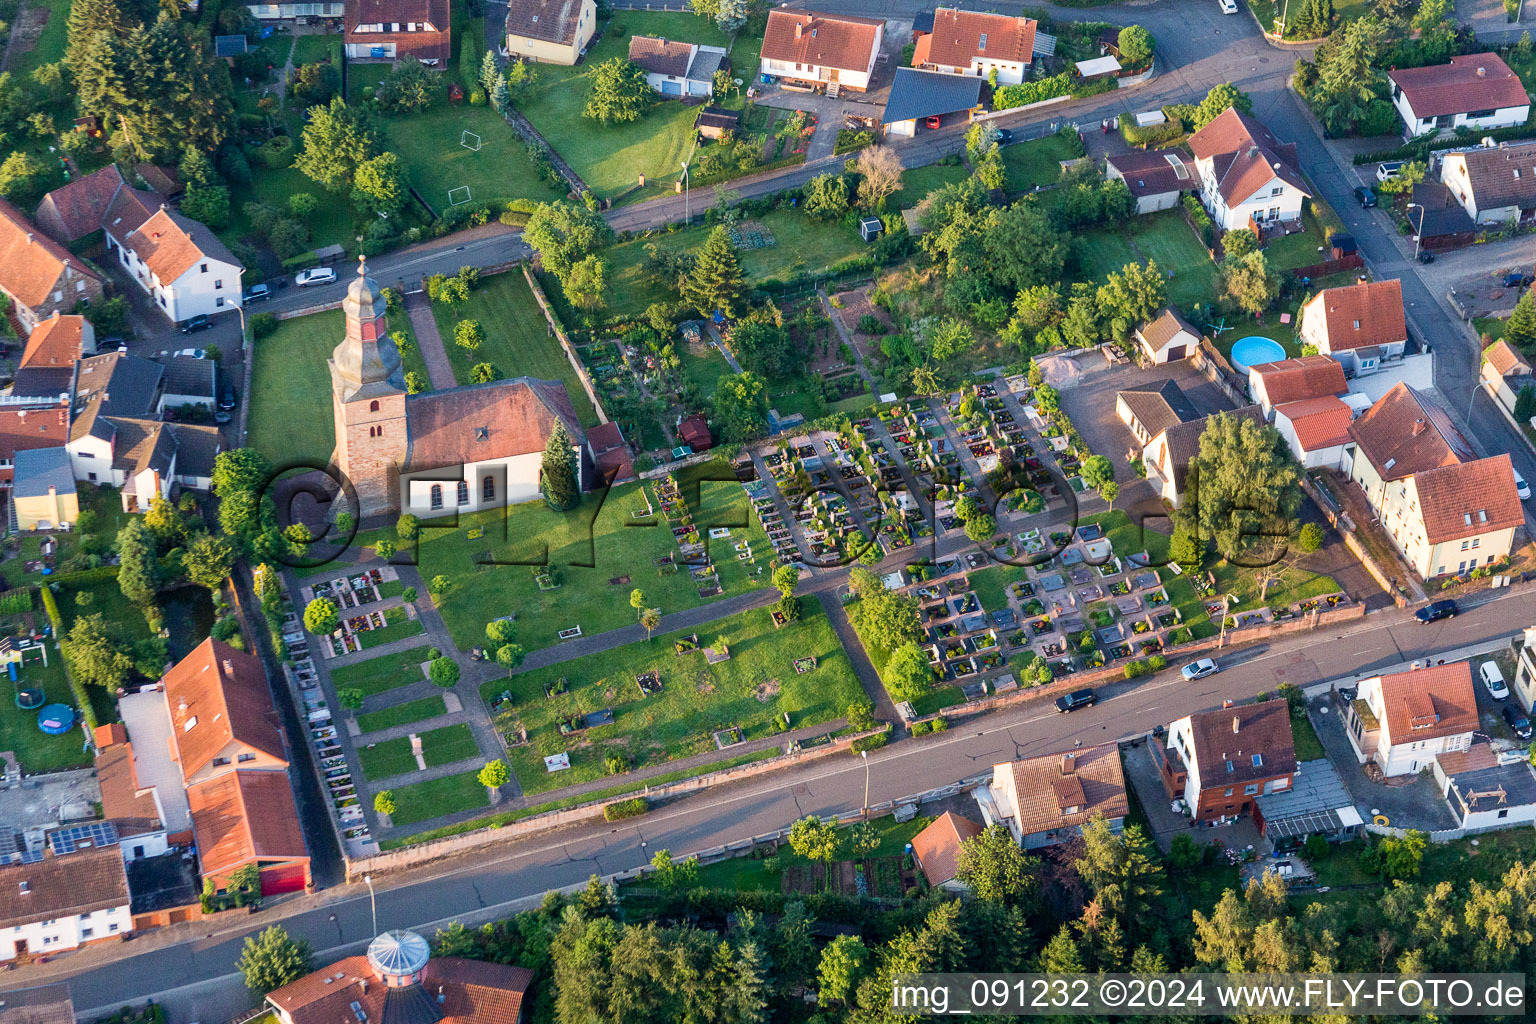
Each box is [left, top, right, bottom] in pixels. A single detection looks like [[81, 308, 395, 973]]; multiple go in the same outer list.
[[1229, 335, 1288, 373]]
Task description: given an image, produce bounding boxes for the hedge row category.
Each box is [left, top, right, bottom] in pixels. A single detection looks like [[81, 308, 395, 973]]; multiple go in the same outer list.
[[994, 72, 1073, 111], [1351, 122, 1536, 165], [39, 583, 98, 731], [603, 796, 649, 820]]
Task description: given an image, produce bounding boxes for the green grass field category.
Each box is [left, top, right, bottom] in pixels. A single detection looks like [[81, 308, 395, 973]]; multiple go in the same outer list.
[[386, 769, 489, 826], [12, 0, 71, 76], [357, 721, 478, 779], [891, 161, 970, 210], [330, 646, 433, 698], [1077, 211, 1219, 311], [0, 651, 92, 774], [223, 164, 360, 259], [358, 736, 418, 780], [480, 600, 862, 794], [429, 271, 599, 425], [1001, 133, 1083, 194], [380, 101, 567, 214], [248, 311, 341, 468], [355, 694, 447, 733], [420, 722, 480, 766]]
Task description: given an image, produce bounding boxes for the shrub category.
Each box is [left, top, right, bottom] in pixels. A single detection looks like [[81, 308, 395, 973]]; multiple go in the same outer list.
[[1123, 659, 1149, 679], [851, 730, 889, 754], [428, 656, 460, 687], [1148, 654, 1167, 672], [250, 313, 278, 339], [993, 73, 1072, 110], [604, 797, 648, 821]]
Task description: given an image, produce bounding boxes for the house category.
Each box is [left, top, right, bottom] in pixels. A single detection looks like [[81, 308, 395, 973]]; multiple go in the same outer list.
[[133, 165, 183, 200], [1115, 378, 1199, 444], [1251, 759, 1363, 851], [1153, 700, 1298, 823], [1433, 743, 1536, 830], [1133, 308, 1200, 364], [330, 259, 597, 518], [678, 413, 712, 451], [910, 8, 1036, 86], [1297, 279, 1407, 376], [95, 724, 175, 861], [982, 744, 1128, 849], [1514, 625, 1536, 714], [0, 983, 76, 1024], [0, 404, 69, 488], [1247, 355, 1347, 418], [10, 312, 93, 403], [165, 638, 311, 894], [266, 929, 534, 1024], [12, 447, 78, 530], [1343, 662, 1477, 776], [628, 35, 728, 98], [1105, 150, 1193, 215], [1388, 53, 1530, 140], [1272, 395, 1353, 470], [245, 2, 347, 18], [1482, 338, 1533, 417], [909, 811, 983, 890], [760, 10, 885, 94], [1440, 141, 1536, 225], [0, 844, 132, 962], [0, 201, 105, 333], [1346, 382, 1522, 578], [160, 356, 218, 415], [504, 0, 596, 66], [343, 0, 450, 63], [33, 164, 128, 245], [696, 106, 740, 140], [1406, 181, 1476, 250], [102, 190, 244, 325], [881, 67, 983, 136], [586, 420, 634, 484], [1187, 108, 1311, 232]]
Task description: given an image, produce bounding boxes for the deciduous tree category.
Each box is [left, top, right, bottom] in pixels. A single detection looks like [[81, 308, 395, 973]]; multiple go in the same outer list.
[[237, 926, 314, 996], [957, 823, 1038, 905], [710, 371, 768, 442], [855, 145, 903, 209]]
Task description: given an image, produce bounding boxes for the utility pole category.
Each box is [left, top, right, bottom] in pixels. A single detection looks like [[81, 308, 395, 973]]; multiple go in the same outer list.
[[681, 162, 690, 226], [364, 873, 377, 936], [861, 749, 870, 818]]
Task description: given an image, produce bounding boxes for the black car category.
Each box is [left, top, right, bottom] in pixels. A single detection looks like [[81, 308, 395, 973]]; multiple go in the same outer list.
[[179, 314, 213, 334], [1415, 599, 1459, 624], [243, 282, 272, 303], [219, 382, 238, 411], [1054, 688, 1097, 713], [1417, 250, 1435, 264], [995, 128, 1014, 145], [1353, 186, 1376, 208], [1502, 704, 1533, 741]]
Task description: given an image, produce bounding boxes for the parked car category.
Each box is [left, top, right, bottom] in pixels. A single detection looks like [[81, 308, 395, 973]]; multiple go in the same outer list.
[[1376, 161, 1404, 182], [1502, 704, 1532, 740], [1181, 658, 1220, 681], [172, 347, 207, 358], [178, 315, 213, 334], [101, 337, 128, 353], [214, 409, 233, 425], [1415, 599, 1458, 623], [1055, 688, 1097, 713], [1218, 0, 1238, 12], [1353, 186, 1377, 208], [995, 128, 1014, 145], [924, 115, 942, 130], [243, 282, 272, 303], [1417, 250, 1435, 264], [1502, 270, 1534, 288], [1515, 468, 1530, 501], [1480, 661, 1510, 700], [219, 382, 238, 411], [295, 267, 336, 287]]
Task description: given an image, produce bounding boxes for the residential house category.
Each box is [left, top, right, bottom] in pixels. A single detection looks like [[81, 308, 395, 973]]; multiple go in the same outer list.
[[1434, 744, 1536, 830], [33, 164, 128, 245], [1104, 150, 1194, 214], [0, 201, 105, 333], [1272, 395, 1353, 470], [1346, 382, 1522, 578], [1132, 307, 1200, 364], [1153, 700, 1298, 823], [164, 638, 311, 894], [628, 35, 728, 98], [1251, 759, 1363, 851], [881, 67, 983, 136], [1482, 338, 1533, 417], [0, 404, 69, 488], [0, 983, 76, 1024], [982, 744, 1128, 849], [102, 190, 243, 325], [0, 845, 132, 962], [504, 0, 595, 65], [1388, 53, 1530, 140], [1124, 392, 1264, 507], [245, 2, 347, 19], [1514, 625, 1536, 714], [94, 723, 175, 861], [1297, 279, 1407, 376], [266, 930, 534, 1024], [1187, 108, 1311, 232], [11, 313, 93, 404], [1440, 141, 1536, 225], [343, 0, 450, 63], [1115, 378, 1199, 445], [910, 8, 1036, 86], [1406, 181, 1477, 250], [760, 10, 885, 94], [1343, 662, 1477, 776], [159, 356, 218, 415], [12, 447, 78, 530], [1247, 355, 1347, 418], [910, 811, 983, 890]]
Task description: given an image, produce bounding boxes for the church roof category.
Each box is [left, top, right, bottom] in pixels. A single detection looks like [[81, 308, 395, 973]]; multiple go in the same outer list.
[[330, 259, 403, 403], [404, 378, 583, 470]]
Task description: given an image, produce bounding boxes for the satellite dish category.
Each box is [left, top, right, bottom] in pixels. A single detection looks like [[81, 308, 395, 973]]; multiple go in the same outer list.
[[734, 78, 744, 86]]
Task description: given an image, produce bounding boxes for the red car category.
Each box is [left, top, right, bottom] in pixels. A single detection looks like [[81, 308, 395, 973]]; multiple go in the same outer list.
[[925, 115, 942, 129]]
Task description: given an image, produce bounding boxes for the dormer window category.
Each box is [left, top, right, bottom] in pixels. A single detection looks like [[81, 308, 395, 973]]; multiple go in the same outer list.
[[978, 33, 987, 50], [1352, 320, 1360, 329]]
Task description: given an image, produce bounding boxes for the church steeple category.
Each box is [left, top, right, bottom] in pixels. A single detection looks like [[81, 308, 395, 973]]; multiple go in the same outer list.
[[329, 255, 409, 517], [331, 255, 404, 403]]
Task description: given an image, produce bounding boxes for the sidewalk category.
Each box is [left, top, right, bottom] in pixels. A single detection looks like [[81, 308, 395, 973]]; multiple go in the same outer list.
[[404, 291, 456, 389]]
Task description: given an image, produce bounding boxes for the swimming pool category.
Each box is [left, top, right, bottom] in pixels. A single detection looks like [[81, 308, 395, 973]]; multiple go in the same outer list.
[[1229, 335, 1288, 373]]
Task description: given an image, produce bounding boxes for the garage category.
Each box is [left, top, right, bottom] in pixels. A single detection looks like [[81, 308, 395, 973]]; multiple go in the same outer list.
[[661, 79, 682, 96], [881, 67, 984, 139]]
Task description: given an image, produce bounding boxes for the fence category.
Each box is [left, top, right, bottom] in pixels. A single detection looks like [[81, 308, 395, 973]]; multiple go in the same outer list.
[[1301, 476, 1412, 608], [1287, 253, 1364, 281], [1190, 336, 1248, 407], [520, 263, 610, 424], [1363, 820, 1535, 843]]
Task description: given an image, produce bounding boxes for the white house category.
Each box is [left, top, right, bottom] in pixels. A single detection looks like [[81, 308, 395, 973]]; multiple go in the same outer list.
[[1247, 355, 1347, 418], [1388, 53, 1531, 140], [759, 9, 883, 93], [1105, 150, 1193, 215], [911, 7, 1035, 86], [0, 845, 132, 962], [1440, 140, 1536, 226], [982, 744, 1128, 850], [1344, 663, 1477, 777], [102, 189, 243, 325], [1297, 279, 1407, 377], [628, 35, 727, 98], [1133, 308, 1200, 364], [1433, 745, 1536, 831], [1272, 395, 1353, 470], [1187, 107, 1311, 232]]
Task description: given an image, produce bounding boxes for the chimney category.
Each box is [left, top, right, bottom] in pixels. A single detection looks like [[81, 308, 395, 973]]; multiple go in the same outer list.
[[359, 979, 367, 995], [1412, 418, 1426, 436], [1061, 752, 1076, 775], [1477, 66, 1487, 77], [1232, 715, 1241, 734], [795, 21, 803, 39]]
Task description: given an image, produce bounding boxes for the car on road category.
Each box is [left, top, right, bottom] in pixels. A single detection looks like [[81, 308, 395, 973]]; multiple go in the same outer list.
[[1502, 704, 1532, 740], [214, 409, 233, 425], [243, 283, 272, 303], [1415, 599, 1458, 623], [1417, 250, 1435, 263], [1054, 688, 1097, 713], [102, 336, 128, 353], [1218, 0, 1238, 12], [1181, 658, 1220, 681], [1480, 661, 1510, 700], [995, 128, 1014, 145], [1515, 468, 1530, 501], [295, 267, 336, 287], [1376, 161, 1404, 182], [1353, 186, 1377, 208], [219, 381, 238, 411], [179, 315, 213, 334], [172, 347, 207, 359]]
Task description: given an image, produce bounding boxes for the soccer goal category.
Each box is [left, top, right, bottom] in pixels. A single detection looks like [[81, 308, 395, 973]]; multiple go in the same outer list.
[[460, 130, 482, 151], [447, 186, 473, 206]]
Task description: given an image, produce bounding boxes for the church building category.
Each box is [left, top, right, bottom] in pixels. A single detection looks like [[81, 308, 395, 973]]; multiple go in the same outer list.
[[329, 258, 595, 518]]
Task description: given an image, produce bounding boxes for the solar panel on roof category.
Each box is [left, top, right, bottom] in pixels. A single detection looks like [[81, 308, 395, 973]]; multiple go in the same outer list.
[[48, 821, 119, 855]]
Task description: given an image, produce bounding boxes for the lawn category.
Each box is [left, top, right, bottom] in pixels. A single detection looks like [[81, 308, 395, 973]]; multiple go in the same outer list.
[[223, 164, 360, 259], [358, 722, 477, 779], [0, 649, 92, 774], [420, 722, 480, 766], [1078, 211, 1219, 311], [1292, 710, 1326, 761], [329, 646, 433, 697], [1210, 557, 1342, 611], [11, 0, 70, 76], [9, 485, 128, 585], [355, 694, 447, 733], [1246, 0, 1372, 39], [292, 34, 339, 66], [358, 736, 418, 780], [429, 271, 600, 425], [480, 600, 863, 794], [1002, 132, 1083, 194], [248, 311, 341, 469], [966, 564, 1018, 618], [359, 606, 425, 648], [676, 814, 929, 893], [409, 465, 770, 651], [1261, 209, 1335, 272], [892, 161, 970, 210], [386, 769, 490, 826]]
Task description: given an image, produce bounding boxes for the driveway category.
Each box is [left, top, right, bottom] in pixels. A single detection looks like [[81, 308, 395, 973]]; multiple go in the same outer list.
[[1310, 694, 1457, 830]]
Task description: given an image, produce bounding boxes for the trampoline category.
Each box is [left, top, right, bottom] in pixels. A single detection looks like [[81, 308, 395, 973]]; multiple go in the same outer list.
[[15, 686, 43, 710], [37, 703, 75, 735], [1229, 335, 1287, 374]]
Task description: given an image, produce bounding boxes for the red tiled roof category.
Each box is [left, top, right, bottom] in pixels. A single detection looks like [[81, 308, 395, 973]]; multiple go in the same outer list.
[[33, 164, 126, 243], [164, 637, 287, 783], [404, 377, 583, 470], [629, 34, 694, 77], [1484, 338, 1532, 377], [268, 955, 534, 1024], [186, 768, 308, 878], [910, 811, 982, 887], [124, 207, 242, 284], [0, 405, 69, 486], [1184, 700, 1296, 788], [1187, 108, 1310, 206], [21, 313, 85, 369], [762, 9, 883, 75], [101, 186, 161, 247], [1435, 740, 1499, 777], [1389, 54, 1530, 120], [1374, 663, 1478, 745], [585, 420, 633, 483], [0, 200, 101, 310], [504, 0, 581, 46], [1301, 279, 1405, 352], [1106, 149, 1192, 197], [1248, 355, 1347, 405], [999, 743, 1128, 838], [344, 0, 451, 60], [1137, 308, 1199, 351], [915, 8, 1035, 69], [1413, 455, 1523, 544], [678, 413, 712, 450], [1275, 395, 1352, 452], [0, 847, 130, 928], [96, 742, 162, 825], [1349, 382, 1474, 480], [95, 722, 128, 748]]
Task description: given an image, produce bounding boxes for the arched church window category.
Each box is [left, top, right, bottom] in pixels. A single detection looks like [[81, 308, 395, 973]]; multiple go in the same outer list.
[[483, 476, 495, 501], [429, 484, 443, 510], [370, 400, 381, 412], [457, 481, 469, 506]]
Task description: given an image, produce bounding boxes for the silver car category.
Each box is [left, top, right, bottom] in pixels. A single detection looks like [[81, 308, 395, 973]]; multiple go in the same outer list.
[[295, 267, 337, 287], [1181, 658, 1219, 681]]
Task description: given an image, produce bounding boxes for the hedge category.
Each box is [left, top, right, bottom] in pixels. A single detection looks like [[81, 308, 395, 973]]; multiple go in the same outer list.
[[993, 73, 1072, 110], [40, 583, 98, 731], [1121, 118, 1186, 149], [603, 796, 649, 820], [1351, 122, 1536, 165]]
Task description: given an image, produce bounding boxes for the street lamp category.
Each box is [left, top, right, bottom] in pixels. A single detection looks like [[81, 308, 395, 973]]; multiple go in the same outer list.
[[861, 749, 870, 818], [1406, 202, 1425, 262], [364, 873, 377, 936], [681, 161, 690, 226]]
